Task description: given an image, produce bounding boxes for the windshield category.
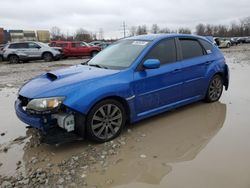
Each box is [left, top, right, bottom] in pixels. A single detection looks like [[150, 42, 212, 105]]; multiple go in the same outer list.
[[88, 40, 150, 70]]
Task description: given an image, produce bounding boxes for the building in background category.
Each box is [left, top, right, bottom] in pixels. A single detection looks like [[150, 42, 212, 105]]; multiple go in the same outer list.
[[0, 28, 50, 44], [23, 30, 36, 41], [37, 30, 50, 43], [0, 28, 4, 44], [9, 30, 24, 42]]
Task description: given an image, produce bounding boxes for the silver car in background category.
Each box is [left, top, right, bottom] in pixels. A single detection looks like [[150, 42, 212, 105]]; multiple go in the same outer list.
[[3, 41, 61, 63]]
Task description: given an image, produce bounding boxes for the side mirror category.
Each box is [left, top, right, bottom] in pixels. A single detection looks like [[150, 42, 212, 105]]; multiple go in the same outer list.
[[143, 59, 160, 69]]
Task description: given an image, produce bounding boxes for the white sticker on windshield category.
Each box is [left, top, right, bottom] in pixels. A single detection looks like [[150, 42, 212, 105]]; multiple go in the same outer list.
[[132, 41, 148, 45]]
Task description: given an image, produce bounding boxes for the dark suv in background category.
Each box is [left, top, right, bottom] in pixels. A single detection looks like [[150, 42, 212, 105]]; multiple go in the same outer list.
[[3, 41, 61, 63], [0, 44, 5, 62]]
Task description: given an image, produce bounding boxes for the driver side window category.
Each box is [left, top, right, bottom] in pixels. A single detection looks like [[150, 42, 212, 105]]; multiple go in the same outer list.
[[144, 39, 177, 65]]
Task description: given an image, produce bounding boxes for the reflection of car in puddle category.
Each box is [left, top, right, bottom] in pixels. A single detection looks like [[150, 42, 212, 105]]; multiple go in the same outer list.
[[19, 102, 226, 187], [86, 102, 226, 187]]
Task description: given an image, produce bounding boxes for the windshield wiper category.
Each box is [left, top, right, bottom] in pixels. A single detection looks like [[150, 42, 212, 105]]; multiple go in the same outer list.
[[81, 59, 90, 65], [88, 64, 108, 69]]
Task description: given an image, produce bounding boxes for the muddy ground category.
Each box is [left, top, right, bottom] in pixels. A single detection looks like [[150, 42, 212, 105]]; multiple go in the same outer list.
[[0, 45, 250, 188]]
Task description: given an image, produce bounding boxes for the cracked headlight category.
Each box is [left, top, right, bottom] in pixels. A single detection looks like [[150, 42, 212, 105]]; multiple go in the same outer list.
[[26, 97, 65, 112]]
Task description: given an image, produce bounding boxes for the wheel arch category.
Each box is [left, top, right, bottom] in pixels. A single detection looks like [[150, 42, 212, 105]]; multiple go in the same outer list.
[[87, 95, 131, 123], [42, 51, 53, 57], [7, 54, 19, 60]]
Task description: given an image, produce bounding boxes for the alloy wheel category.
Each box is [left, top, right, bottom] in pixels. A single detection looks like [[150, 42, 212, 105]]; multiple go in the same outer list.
[[91, 104, 122, 140], [208, 76, 223, 101]]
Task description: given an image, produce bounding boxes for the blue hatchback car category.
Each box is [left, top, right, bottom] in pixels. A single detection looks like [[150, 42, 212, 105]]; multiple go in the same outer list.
[[15, 34, 229, 142]]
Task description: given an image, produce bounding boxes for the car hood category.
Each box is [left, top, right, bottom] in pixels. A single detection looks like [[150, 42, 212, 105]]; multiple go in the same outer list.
[[19, 65, 120, 98]]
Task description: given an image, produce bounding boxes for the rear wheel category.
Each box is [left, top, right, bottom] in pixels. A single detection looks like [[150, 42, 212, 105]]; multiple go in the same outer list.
[[9, 55, 19, 64], [43, 52, 53, 62], [205, 74, 223, 103], [86, 99, 126, 142], [226, 43, 230, 48], [0, 56, 3, 62]]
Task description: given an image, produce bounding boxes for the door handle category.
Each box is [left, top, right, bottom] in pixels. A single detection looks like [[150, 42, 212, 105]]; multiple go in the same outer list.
[[204, 61, 211, 65], [172, 69, 181, 73]]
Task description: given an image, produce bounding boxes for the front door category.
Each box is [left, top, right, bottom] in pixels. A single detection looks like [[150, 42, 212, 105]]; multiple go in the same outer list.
[[132, 38, 183, 116]]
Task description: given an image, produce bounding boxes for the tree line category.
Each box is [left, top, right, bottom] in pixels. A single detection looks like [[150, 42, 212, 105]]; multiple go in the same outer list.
[[130, 17, 250, 37], [50, 16, 250, 41]]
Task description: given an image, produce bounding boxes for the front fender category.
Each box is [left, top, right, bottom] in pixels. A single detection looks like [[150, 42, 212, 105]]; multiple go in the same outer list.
[[63, 72, 133, 115]]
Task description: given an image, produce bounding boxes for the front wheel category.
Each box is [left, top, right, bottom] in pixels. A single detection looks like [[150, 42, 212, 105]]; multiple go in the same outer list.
[[43, 52, 53, 62], [86, 99, 126, 142], [205, 74, 223, 103]]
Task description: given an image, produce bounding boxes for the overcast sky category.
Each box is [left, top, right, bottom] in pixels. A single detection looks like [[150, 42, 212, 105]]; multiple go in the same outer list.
[[0, 0, 249, 39]]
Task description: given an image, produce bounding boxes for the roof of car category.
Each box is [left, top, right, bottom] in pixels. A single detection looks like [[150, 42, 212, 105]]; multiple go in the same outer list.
[[125, 34, 206, 41]]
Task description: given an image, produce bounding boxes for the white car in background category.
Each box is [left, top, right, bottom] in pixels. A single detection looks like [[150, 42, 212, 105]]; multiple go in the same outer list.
[[3, 41, 62, 63], [214, 37, 231, 48]]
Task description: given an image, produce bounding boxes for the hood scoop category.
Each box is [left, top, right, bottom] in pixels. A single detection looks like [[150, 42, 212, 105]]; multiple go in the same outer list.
[[46, 72, 58, 81]]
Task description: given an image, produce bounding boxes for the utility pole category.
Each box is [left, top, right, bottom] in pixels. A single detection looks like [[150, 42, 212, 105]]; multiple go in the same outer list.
[[121, 21, 128, 38]]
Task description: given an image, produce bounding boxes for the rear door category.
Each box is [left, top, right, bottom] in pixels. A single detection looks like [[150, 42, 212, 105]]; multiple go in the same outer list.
[[133, 38, 183, 115], [15, 43, 29, 56], [177, 38, 211, 100], [70, 42, 81, 56]]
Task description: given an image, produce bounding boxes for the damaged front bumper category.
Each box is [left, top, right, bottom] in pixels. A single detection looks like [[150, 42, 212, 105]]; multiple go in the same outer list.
[[15, 99, 49, 131], [15, 97, 86, 144]]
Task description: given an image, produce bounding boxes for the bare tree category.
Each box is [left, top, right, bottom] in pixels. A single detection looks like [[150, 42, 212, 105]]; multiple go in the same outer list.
[[151, 24, 160, 34], [159, 27, 171, 33], [51, 26, 62, 40], [129, 26, 137, 36], [136, 25, 147, 35], [195, 24, 206, 35], [178, 27, 191, 34], [75, 28, 92, 42]]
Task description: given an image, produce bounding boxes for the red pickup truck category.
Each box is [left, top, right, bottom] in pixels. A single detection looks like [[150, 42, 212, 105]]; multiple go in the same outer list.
[[50, 41, 101, 58]]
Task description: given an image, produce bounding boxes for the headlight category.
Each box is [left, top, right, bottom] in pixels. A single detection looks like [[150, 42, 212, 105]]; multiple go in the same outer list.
[[26, 97, 65, 112]]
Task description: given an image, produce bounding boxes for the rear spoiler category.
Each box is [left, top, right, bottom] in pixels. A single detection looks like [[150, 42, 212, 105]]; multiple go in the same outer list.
[[204, 36, 214, 43]]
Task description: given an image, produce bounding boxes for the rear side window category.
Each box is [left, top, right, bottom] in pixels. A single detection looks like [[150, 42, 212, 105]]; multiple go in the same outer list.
[[199, 39, 213, 54], [9, 43, 28, 49], [179, 39, 204, 59], [144, 39, 176, 65]]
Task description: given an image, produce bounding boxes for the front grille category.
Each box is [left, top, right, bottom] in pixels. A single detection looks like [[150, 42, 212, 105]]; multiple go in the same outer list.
[[18, 95, 30, 106]]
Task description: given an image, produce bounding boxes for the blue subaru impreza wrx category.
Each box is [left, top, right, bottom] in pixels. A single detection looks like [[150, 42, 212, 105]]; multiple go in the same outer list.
[[15, 34, 229, 142]]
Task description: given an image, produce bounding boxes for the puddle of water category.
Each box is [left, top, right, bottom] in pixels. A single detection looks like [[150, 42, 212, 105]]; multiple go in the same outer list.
[[0, 88, 28, 176], [86, 102, 226, 187]]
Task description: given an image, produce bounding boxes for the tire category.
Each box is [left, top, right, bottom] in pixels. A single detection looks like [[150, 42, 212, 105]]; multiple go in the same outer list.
[[91, 51, 98, 58], [226, 43, 230, 48], [205, 74, 223, 103], [0, 56, 3, 62], [85, 99, 126, 142], [9, 55, 19, 64], [43, 52, 53, 62]]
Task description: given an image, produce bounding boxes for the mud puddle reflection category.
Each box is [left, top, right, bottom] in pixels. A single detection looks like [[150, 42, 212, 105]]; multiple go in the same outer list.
[[87, 102, 226, 187]]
